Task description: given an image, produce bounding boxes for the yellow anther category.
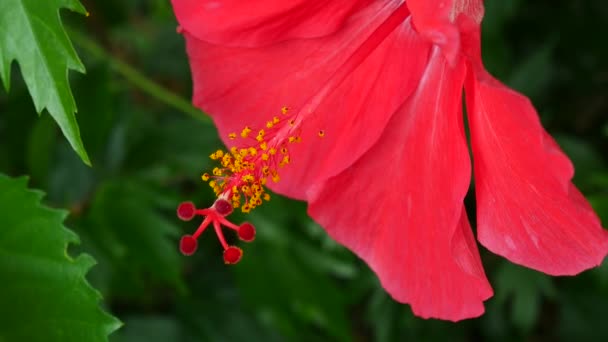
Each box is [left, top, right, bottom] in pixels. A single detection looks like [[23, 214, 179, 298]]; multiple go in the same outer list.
[[281, 106, 289, 114], [221, 157, 231, 167], [318, 130, 325, 137], [199, 107, 300, 213], [295, 136, 302, 143], [241, 126, 252, 138]]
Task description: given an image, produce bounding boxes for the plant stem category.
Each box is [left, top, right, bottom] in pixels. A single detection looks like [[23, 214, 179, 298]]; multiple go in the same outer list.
[[70, 29, 210, 123]]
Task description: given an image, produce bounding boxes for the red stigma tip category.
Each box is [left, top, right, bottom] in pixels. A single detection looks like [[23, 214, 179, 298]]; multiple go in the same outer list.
[[214, 199, 233, 216], [238, 222, 256, 242], [224, 246, 243, 264], [177, 201, 196, 221], [177, 200, 255, 261], [180, 235, 198, 255]]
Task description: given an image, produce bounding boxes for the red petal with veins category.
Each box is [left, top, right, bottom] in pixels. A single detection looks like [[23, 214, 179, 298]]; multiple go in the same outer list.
[[171, 0, 372, 47], [406, 0, 483, 63], [407, 0, 484, 28], [182, 2, 431, 200], [407, 0, 456, 29], [406, 0, 457, 63], [465, 68, 608, 275], [309, 49, 492, 321]]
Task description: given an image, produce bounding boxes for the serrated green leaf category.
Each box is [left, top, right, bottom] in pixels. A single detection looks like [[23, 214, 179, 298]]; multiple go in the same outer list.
[[0, 0, 90, 164], [0, 174, 120, 342]]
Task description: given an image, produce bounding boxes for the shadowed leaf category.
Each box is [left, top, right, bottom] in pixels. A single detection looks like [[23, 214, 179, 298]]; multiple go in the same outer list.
[[0, 0, 90, 164], [0, 174, 120, 341]]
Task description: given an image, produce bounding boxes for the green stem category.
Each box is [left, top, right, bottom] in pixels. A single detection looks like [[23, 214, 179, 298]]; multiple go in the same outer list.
[[69, 29, 210, 123]]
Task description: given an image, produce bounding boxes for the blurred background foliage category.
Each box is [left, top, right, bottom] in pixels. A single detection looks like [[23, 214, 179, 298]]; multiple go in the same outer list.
[[1, 0, 607, 341]]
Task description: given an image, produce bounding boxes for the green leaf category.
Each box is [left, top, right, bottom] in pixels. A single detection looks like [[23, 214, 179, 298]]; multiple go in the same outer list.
[[26, 114, 58, 187], [0, 0, 90, 164], [0, 174, 120, 341], [494, 262, 556, 333], [85, 180, 184, 293], [112, 316, 179, 342], [233, 213, 352, 342], [588, 194, 608, 224], [554, 135, 607, 190]]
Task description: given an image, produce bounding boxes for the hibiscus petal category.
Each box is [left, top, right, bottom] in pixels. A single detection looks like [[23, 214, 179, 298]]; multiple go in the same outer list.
[[308, 49, 492, 321], [406, 0, 483, 63], [183, 3, 432, 200], [171, 0, 372, 47], [465, 68, 608, 275], [407, 0, 484, 25]]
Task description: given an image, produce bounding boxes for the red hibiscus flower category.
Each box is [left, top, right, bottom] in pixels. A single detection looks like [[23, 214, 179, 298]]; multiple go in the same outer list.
[[171, 0, 608, 321]]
